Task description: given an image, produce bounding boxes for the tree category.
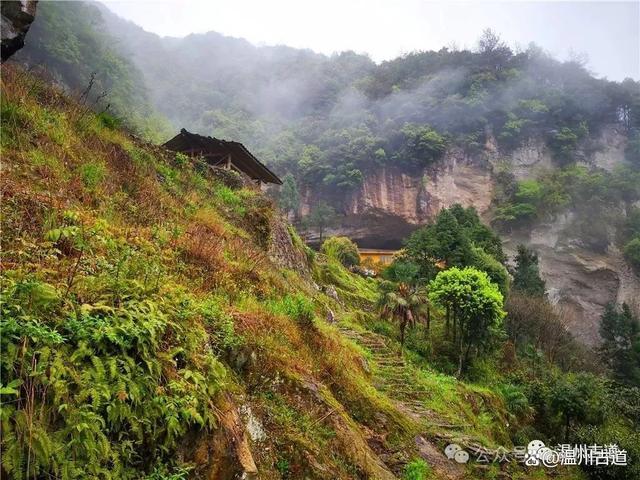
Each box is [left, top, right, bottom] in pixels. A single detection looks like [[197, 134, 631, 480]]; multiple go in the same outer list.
[[505, 293, 583, 369], [405, 205, 507, 287], [278, 173, 300, 219], [382, 259, 421, 286], [378, 282, 429, 348], [599, 303, 640, 386], [471, 246, 509, 295], [428, 267, 505, 376], [449, 204, 505, 262], [476, 29, 512, 71], [477, 28, 506, 54], [548, 373, 606, 442], [393, 123, 447, 169], [405, 208, 473, 279], [320, 236, 360, 267], [304, 201, 336, 244], [511, 245, 546, 296], [624, 237, 640, 272]]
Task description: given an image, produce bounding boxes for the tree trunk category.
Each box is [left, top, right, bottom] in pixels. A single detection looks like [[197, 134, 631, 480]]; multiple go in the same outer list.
[[452, 310, 457, 344], [457, 339, 472, 377], [457, 349, 465, 378], [426, 305, 430, 331], [445, 305, 450, 336]]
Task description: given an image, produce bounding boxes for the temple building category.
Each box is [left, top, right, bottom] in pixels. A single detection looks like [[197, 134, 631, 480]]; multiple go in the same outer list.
[[164, 129, 282, 186]]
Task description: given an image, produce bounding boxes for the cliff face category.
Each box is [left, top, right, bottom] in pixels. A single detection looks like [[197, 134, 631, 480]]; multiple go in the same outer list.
[[301, 125, 638, 345], [1, 1, 37, 61], [301, 148, 494, 249], [503, 213, 640, 345]]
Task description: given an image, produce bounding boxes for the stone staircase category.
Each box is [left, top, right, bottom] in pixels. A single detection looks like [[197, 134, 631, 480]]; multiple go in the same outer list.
[[338, 326, 437, 421], [338, 325, 503, 479]]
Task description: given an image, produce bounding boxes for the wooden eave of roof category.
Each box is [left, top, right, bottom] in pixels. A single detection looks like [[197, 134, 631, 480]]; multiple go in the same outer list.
[[163, 129, 282, 185]]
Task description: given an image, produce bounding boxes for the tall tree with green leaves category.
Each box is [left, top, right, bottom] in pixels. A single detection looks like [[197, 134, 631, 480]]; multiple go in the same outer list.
[[304, 201, 336, 244], [599, 303, 640, 387], [511, 244, 546, 296], [405, 205, 507, 289], [428, 267, 505, 376], [378, 282, 429, 348], [278, 173, 300, 219], [405, 207, 472, 279]]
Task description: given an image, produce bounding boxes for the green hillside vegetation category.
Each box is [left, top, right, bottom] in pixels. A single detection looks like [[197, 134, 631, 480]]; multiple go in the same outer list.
[[379, 205, 640, 480], [18, 3, 640, 198], [13, 2, 640, 276], [12, 1, 171, 142], [3, 4, 640, 477], [1, 64, 598, 480], [17, 51, 640, 479]]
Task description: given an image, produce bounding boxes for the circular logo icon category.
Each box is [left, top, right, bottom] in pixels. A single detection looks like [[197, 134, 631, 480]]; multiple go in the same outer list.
[[444, 444, 462, 460], [454, 450, 470, 464]]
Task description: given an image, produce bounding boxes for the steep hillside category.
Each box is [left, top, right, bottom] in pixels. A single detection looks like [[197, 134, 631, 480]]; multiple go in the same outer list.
[[99, 4, 640, 345], [11, 1, 170, 141], [12, 1, 640, 344], [2, 64, 600, 480]]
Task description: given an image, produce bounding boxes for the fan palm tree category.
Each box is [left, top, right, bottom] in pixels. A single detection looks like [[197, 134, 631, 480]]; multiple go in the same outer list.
[[378, 282, 429, 349]]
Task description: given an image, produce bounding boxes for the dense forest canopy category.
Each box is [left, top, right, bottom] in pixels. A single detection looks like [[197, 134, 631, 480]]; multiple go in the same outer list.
[[13, 2, 640, 197]]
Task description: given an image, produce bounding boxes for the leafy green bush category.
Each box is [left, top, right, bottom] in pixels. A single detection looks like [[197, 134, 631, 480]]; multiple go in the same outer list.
[[320, 236, 360, 267], [471, 246, 509, 295], [403, 458, 431, 480], [624, 237, 640, 272], [0, 274, 226, 479], [548, 122, 588, 163], [267, 294, 315, 326], [498, 384, 531, 418], [393, 123, 447, 169], [96, 112, 122, 130], [213, 184, 245, 215]]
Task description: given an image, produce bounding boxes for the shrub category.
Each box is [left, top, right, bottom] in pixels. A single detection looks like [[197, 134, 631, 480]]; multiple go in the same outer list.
[[471, 246, 509, 295], [498, 384, 531, 418], [173, 152, 189, 168], [209, 167, 244, 189], [213, 184, 245, 215], [320, 236, 360, 267], [80, 162, 106, 189], [548, 123, 588, 164], [403, 458, 431, 480], [267, 294, 315, 326], [624, 237, 640, 272], [96, 111, 121, 130], [0, 276, 226, 479]]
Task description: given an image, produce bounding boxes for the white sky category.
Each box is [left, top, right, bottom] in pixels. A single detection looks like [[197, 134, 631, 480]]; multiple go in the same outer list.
[[102, 0, 639, 81]]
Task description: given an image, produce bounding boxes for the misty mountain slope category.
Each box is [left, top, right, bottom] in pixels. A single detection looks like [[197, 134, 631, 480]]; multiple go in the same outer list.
[[13, 1, 640, 345], [2, 62, 603, 480], [101, 10, 640, 345], [11, 1, 171, 141]]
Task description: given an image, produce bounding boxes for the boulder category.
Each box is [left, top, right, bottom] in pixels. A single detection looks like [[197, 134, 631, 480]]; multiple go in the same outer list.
[[1, 1, 37, 62]]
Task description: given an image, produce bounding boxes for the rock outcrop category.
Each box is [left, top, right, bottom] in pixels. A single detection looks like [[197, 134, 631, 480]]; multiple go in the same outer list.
[[301, 148, 494, 248], [1, 1, 37, 62], [300, 125, 637, 345], [504, 214, 640, 345]]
